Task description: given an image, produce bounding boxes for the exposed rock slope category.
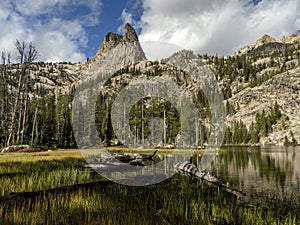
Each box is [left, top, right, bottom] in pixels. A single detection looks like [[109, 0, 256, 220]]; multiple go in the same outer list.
[[79, 27, 300, 146], [235, 34, 300, 55], [4, 25, 299, 146], [227, 67, 300, 145], [85, 23, 146, 69], [227, 34, 300, 145]]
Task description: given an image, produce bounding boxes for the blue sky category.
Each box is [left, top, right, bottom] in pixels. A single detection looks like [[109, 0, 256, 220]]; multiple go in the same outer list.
[[0, 0, 299, 62]]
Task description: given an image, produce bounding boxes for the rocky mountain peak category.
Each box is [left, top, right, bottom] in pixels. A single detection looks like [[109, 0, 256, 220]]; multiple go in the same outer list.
[[95, 32, 123, 57], [124, 23, 139, 42], [256, 34, 277, 45], [104, 32, 123, 45], [234, 33, 299, 56], [81, 23, 146, 80], [99, 32, 123, 54], [86, 23, 146, 66], [281, 33, 300, 44]]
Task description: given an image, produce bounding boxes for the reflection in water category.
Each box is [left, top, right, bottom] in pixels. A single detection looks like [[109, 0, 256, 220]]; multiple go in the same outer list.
[[87, 153, 192, 186], [86, 147, 300, 196], [207, 146, 300, 197]]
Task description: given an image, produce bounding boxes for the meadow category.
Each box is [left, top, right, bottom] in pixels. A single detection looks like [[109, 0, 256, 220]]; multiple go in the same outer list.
[[0, 149, 299, 225]]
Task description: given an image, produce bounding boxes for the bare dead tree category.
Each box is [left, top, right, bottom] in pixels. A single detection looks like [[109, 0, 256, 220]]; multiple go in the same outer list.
[[27, 42, 38, 63], [7, 41, 24, 146], [2, 52, 6, 65], [6, 40, 38, 146], [1, 52, 7, 145], [20, 42, 38, 144], [31, 102, 39, 146], [0, 51, 11, 146], [15, 40, 25, 65]]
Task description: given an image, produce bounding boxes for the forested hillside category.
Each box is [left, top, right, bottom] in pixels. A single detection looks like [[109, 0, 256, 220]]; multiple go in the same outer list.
[[0, 28, 299, 149], [202, 39, 300, 145], [0, 41, 80, 149]]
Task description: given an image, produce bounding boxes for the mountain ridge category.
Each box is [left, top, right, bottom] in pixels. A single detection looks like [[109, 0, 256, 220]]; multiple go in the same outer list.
[[94, 23, 145, 59], [234, 33, 300, 56], [1, 24, 299, 148], [79, 25, 299, 146]]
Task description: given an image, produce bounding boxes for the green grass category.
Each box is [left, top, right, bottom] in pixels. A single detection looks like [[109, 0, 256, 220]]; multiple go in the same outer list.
[[105, 147, 227, 155], [0, 149, 97, 196], [0, 167, 93, 196], [0, 149, 299, 225], [0, 175, 299, 225]]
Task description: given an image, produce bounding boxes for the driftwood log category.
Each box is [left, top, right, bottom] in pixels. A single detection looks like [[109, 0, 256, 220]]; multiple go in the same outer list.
[[175, 161, 252, 206], [76, 150, 159, 172], [1, 145, 30, 153], [114, 150, 158, 165]]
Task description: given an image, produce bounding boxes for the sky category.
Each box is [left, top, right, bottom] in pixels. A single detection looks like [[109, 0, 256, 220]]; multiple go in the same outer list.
[[0, 0, 299, 63]]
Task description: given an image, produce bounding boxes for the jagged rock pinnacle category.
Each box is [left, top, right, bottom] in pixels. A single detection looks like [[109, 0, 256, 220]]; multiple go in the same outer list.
[[124, 23, 139, 42], [94, 23, 141, 57], [281, 33, 300, 44], [104, 32, 123, 45], [256, 34, 277, 45], [85, 23, 146, 66]]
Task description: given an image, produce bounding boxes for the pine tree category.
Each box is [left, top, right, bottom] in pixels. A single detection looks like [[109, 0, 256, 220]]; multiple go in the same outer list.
[[274, 101, 281, 120], [41, 94, 57, 149]]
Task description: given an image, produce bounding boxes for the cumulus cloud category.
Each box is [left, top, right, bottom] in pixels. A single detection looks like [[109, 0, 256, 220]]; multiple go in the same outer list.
[[118, 9, 135, 33], [0, 0, 102, 62], [32, 18, 89, 62], [14, 0, 69, 16], [129, 0, 300, 58]]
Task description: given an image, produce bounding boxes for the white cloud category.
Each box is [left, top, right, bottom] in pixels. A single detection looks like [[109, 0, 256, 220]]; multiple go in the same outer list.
[[140, 41, 183, 61], [14, 0, 69, 16], [135, 0, 300, 57], [73, 0, 103, 27], [0, 0, 102, 62], [79, 11, 101, 27], [32, 18, 88, 62], [118, 9, 135, 34]]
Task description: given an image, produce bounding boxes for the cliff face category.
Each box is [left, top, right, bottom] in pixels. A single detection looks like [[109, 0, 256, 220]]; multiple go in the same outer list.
[[4, 24, 298, 146], [77, 26, 299, 146], [234, 34, 300, 55], [79, 23, 146, 81], [227, 67, 300, 145], [224, 33, 300, 145], [94, 23, 145, 60]]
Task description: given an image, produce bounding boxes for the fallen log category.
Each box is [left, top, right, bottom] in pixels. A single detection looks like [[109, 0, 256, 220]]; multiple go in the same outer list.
[[1, 145, 32, 153], [114, 150, 158, 163], [175, 161, 252, 206], [76, 150, 159, 173]]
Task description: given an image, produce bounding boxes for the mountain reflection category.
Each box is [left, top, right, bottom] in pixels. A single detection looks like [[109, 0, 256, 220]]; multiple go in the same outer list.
[[207, 146, 300, 197]]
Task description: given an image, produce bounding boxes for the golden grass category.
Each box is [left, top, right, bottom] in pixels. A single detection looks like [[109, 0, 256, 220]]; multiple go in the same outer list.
[[0, 149, 84, 163], [0, 149, 95, 196], [105, 147, 226, 155], [0, 148, 227, 164]]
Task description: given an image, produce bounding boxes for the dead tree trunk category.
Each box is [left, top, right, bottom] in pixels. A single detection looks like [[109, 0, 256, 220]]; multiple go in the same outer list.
[[7, 41, 37, 146], [31, 103, 39, 146], [175, 161, 252, 205], [6, 69, 23, 146]]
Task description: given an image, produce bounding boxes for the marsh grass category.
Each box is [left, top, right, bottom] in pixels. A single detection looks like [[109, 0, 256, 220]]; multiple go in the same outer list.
[[106, 147, 226, 155], [0, 149, 83, 163], [0, 150, 97, 196], [1, 175, 299, 225], [0, 149, 299, 225], [0, 167, 93, 196]]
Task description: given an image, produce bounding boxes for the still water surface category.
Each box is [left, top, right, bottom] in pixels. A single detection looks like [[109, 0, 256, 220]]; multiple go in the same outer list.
[[95, 146, 300, 196], [207, 146, 300, 197]]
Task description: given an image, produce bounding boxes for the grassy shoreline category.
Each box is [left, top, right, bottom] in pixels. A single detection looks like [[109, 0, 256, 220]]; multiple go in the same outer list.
[[0, 149, 299, 224]]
